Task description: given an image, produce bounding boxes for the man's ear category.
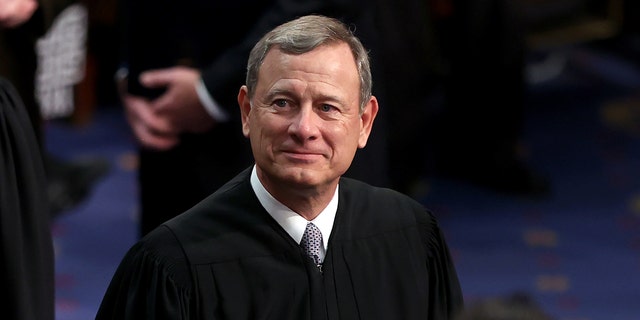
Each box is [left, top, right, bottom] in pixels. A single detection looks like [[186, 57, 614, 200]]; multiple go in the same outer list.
[[358, 96, 378, 148], [238, 85, 251, 138]]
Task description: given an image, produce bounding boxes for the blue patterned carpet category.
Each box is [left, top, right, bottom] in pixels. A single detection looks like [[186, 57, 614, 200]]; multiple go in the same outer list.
[[49, 36, 640, 320]]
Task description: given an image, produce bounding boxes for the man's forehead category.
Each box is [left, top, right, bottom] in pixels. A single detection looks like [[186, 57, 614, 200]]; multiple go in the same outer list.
[[260, 45, 357, 78]]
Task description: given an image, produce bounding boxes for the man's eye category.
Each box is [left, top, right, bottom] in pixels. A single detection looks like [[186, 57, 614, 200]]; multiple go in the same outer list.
[[320, 104, 334, 112], [274, 99, 288, 108]]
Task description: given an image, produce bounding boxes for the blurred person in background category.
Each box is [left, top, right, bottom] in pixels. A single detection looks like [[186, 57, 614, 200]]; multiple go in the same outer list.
[[430, 0, 549, 196], [0, 0, 110, 218], [376, 0, 549, 197], [1, 4, 54, 318]]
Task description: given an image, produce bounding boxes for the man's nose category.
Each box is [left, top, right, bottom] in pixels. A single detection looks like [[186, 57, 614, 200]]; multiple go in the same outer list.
[[288, 106, 319, 140]]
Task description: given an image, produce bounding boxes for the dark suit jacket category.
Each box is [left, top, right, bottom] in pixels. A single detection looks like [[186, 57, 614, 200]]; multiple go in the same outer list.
[[96, 167, 464, 319]]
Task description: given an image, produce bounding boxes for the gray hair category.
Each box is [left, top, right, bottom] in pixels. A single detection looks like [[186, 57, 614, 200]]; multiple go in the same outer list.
[[245, 15, 372, 114]]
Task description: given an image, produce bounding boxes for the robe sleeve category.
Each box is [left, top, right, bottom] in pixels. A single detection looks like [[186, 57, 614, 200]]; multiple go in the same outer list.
[[96, 226, 194, 320], [418, 210, 464, 318]]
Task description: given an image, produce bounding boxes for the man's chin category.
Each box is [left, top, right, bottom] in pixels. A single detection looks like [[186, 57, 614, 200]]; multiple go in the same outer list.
[[278, 167, 330, 187]]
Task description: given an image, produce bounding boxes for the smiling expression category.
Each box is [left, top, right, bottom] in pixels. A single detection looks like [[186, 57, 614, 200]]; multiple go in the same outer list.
[[238, 42, 377, 193]]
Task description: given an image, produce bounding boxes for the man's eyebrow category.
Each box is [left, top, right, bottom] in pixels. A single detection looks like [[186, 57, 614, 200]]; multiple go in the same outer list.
[[264, 88, 293, 101], [264, 87, 346, 106]]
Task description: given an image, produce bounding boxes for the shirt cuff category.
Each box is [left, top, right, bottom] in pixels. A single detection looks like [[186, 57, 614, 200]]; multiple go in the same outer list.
[[196, 78, 230, 122]]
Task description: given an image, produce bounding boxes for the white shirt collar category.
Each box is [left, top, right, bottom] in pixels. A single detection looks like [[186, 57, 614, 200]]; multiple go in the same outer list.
[[250, 165, 337, 251]]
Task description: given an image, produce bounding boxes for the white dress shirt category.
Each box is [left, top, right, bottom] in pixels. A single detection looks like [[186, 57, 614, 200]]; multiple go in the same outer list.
[[250, 165, 337, 261]]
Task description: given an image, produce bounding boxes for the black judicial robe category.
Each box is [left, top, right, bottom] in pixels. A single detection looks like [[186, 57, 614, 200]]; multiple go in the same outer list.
[[96, 168, 463, 319], [0, 78, 54, 320]]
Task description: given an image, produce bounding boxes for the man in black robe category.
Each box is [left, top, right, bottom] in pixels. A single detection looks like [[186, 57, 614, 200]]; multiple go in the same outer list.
[[97, 15, 463, 319]]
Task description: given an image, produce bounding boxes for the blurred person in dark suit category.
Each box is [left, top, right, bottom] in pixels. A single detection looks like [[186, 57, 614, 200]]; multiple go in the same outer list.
[[97, 15, 463, 319], [1, 5, 54, 318], [431, 0, 549, 196], [116, 0, 390, 237], [375, 0, 549, 197], [372, 0, 446, 196], [0, 0, 110, 217], [1, 73, 53, 320]]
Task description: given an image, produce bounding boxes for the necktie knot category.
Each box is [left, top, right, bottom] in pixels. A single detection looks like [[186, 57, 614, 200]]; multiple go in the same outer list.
[[301, 222, 323, 268]]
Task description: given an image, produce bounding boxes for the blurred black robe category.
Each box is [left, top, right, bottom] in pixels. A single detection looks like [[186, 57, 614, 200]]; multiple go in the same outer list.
[[0, 77, 54, 320], [96, 167, 463, 319]]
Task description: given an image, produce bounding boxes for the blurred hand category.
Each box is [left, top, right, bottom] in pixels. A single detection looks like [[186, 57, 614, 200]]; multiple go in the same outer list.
[[122, 93, 180, 150], [0, 0, 38, 28], [140, 66, 216, 134]]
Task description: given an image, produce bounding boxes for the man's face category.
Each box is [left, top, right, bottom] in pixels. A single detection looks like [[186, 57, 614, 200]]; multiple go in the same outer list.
[[239, 42, 377, 191]]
